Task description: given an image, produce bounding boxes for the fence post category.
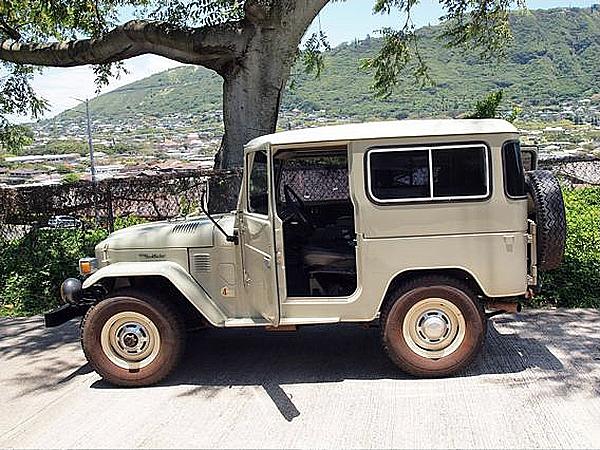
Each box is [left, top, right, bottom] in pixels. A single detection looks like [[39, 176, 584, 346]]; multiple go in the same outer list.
[[106, 187, 115, 233]]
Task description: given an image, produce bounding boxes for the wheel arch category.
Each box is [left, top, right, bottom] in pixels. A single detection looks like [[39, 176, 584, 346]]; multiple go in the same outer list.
[[378, 267, 487, 314], [82, 262, 227, 327]]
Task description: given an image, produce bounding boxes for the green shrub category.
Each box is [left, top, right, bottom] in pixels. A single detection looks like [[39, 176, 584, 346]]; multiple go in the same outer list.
[[0, 217, 144, 317], [536, 186, 600, 308]]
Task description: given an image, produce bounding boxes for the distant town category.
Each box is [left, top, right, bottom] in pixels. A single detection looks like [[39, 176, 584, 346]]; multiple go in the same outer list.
[[1, 96, 599, 188]]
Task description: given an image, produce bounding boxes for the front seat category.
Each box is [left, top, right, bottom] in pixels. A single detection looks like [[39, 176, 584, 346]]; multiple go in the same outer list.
[[303, 245, 356, 273]]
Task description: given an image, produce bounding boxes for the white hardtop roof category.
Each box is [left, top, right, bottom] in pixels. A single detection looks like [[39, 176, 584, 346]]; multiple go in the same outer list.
[[246, 119, 518, 150]]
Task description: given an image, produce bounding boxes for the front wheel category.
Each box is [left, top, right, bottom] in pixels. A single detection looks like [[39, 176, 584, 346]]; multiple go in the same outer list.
[[81, 290, 185, 387], [381, 276, 486, 377]]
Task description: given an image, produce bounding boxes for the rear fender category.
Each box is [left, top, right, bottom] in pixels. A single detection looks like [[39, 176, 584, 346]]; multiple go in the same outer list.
[[82, 262, 227, 327]]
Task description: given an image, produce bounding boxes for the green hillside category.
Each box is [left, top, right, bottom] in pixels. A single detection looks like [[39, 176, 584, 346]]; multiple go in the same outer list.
[[59, 6, 600, 122]]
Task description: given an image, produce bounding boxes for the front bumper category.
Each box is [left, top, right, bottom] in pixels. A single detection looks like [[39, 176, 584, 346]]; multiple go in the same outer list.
[[44, 277, 94, 328], [44, 304, 89, 327]]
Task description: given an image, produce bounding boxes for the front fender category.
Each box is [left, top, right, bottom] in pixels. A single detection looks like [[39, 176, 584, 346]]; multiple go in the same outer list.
[[82, 261, 227, 327]]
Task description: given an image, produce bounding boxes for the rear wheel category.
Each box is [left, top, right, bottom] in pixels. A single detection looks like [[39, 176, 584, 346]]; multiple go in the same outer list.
[[81, 289, 185, 387], [381, 276, 486, 377]]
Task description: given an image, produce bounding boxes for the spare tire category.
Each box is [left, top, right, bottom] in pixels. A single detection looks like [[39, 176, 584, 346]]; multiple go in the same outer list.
[[525, 170, 566, 271]]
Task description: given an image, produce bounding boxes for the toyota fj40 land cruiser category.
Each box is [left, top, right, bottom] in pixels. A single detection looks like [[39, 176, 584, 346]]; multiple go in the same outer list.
[[46, 119, 566, 386]]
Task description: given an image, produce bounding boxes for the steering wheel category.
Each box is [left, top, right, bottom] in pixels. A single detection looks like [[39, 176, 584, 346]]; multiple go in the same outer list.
[[283, 184, 314, 230]]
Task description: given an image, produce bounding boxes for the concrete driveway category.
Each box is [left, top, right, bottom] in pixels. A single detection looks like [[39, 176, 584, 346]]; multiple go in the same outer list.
[[0, 309, 599, 449]]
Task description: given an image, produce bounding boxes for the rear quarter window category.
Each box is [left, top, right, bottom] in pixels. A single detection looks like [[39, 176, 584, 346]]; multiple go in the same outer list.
[[502, 141, 526, 199]]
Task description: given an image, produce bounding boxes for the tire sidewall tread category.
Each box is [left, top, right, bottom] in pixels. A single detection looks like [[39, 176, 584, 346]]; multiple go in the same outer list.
[[525, 170, 567, 271]]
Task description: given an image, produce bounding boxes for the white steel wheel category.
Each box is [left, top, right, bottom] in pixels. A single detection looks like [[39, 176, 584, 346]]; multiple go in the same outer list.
[[100, 311, 162, 370], [82, 291, 185, 387], [402, 298, 466, 359], [381, 276, 486, 378]]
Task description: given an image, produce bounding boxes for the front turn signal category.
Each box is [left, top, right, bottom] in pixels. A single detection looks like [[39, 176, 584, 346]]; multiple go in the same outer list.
[[79, 257, 98, 276]]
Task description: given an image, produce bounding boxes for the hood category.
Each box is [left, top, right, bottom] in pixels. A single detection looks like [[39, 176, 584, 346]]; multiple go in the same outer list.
[[98, 213, 234, 250]]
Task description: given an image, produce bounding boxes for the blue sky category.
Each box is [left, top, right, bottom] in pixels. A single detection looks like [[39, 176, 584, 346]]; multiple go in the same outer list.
[[14, 0, 599, 121], [314, 0, 597, 46]]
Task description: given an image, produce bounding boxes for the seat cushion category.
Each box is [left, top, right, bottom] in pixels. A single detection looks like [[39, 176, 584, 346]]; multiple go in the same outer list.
[[303, 246, 355, 270]]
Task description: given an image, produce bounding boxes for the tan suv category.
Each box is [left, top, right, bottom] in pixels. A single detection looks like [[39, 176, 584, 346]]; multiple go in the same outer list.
[[46, 119, 566, 386]]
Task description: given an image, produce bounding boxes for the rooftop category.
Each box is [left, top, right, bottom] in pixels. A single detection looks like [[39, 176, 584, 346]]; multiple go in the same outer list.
[[246, 119, 519, 149]]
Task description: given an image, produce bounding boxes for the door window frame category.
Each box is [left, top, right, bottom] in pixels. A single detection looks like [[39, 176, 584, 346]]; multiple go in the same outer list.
[[245, 149, 270, 218]]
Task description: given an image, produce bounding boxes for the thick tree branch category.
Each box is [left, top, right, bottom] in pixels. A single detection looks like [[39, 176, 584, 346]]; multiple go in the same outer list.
[[0, 16, 22, 40], [244, 0, 330, 29], [0, 20, 248, 74]]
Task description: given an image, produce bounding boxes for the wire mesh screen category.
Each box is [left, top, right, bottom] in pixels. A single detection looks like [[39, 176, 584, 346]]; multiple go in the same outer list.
[[277, 154, 350, 203], [539, 155, 600, 186]]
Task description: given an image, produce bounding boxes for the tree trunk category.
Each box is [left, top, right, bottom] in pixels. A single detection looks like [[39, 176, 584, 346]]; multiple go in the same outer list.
[[216, 27, 295, 169]]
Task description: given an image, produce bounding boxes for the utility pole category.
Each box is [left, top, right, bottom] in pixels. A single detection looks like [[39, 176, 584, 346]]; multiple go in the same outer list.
[[73, 96, 99, 223], [73, 97, 97, 183], [84, 99, 97, 184]]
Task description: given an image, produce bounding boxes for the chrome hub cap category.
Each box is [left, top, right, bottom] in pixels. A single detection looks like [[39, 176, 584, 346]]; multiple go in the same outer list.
[[403, 298, 466, 359], [419, 312, 450, 342], [117, 323, 148, 355], [101, 311, 161, 370]]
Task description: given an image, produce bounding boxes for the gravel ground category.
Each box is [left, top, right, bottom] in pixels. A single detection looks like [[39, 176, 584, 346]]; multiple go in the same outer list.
[[0, 309, 599, 449]]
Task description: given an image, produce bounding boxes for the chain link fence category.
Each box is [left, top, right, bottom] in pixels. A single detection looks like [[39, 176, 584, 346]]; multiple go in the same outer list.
[[539, 154, 600, 186], [1, 155, 598, 236], [0, 168, 242, 237], [0, 156, 599, 315]]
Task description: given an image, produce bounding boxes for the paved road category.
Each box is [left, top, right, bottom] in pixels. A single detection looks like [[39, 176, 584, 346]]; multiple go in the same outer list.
[[0, 309, 599, 449]]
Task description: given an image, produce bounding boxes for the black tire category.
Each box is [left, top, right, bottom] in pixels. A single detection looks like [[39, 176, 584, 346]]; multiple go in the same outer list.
[[525, 170, 566, 271], [380, 276, 486, 377], [81, 289, 185, 387]]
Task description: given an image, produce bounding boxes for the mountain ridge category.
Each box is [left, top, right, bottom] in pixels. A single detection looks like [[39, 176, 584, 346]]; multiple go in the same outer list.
[[53, 6, 600, 124]]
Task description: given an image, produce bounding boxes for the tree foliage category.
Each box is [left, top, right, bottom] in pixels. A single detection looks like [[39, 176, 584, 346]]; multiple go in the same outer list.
[[467, 90, 504, 119], [0, 0, 526, 159], [362, 0, 526, 97], [466, 89, 522, 121], [0, 64, 47, 151]]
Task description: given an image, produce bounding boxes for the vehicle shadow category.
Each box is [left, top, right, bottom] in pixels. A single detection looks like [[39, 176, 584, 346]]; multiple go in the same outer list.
[[5, 311, 596, 423], [88, 319, 565, 421]]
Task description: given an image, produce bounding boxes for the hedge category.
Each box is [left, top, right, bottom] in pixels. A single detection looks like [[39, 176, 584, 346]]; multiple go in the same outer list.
[[0, 218, 142, 317], [536, 186, 600, 308]]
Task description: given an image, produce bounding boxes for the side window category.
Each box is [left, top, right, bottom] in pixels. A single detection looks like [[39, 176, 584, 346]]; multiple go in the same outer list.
[[247, 151, 269, 215], [367, 144, 489, 203], [503, 141, 526, 198], [432, 147, 488, 197], [369, 150, 430, 200]]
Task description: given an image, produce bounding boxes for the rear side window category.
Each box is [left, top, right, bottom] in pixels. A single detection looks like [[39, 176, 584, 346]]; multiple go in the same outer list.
[[502, 141, 526, 199], [369, 150, 430, 200], [367, 144, 489, 203], [432, 147, 488, 197]]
